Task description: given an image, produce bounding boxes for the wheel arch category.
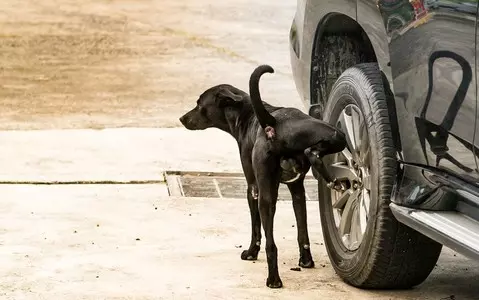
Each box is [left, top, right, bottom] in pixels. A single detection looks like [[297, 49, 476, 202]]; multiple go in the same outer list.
[[309, 12, 401, 153]]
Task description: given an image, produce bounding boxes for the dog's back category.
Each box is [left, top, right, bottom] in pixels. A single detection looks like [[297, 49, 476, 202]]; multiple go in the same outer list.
[[248, 65, 342, 153], [270, 108, 342, 152]]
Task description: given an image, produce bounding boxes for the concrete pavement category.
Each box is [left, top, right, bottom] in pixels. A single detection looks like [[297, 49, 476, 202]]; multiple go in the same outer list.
[[1, 183, 478, 300], [1, 128, 479, 299], [0, 128, 241, 182]]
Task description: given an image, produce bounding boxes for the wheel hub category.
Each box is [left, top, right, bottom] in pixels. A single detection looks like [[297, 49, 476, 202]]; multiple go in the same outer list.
[[329, 104, 372, 251]]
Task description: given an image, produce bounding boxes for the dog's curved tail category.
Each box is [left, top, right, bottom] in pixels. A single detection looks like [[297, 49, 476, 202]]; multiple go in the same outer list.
[[249, 65, 276, 130]]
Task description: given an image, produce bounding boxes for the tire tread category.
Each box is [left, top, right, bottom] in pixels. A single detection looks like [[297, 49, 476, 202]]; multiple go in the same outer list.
[[324, 63, 442, 289]]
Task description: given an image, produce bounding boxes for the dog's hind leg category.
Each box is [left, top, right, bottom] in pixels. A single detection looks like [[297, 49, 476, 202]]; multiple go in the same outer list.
[[241, 183, 262, 261], [253, 141, 282, 288], [304, 148, 346, 191], [287, 178, 315, 268]]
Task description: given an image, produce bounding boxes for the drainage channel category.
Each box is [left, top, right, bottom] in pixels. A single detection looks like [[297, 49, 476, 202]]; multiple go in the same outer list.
[[0, 171, 320, 202], [165, 171, 319, 201]]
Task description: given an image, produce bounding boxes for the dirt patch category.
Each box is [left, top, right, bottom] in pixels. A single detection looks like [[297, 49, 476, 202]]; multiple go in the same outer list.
[[0, 0, 299, 130]]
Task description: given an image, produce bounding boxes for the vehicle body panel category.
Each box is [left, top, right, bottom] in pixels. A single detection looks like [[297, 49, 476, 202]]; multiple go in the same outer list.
[[290, 0, 357, 104], [357, 0, 393, 83], [291, 0, 479, 208], [381, 0, 478, 184]]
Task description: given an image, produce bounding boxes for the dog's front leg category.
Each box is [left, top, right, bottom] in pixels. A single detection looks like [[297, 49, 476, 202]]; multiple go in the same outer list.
[[239, 153, 262, 261], [241, 184, 262, 260], [253, 145, 282, 288]]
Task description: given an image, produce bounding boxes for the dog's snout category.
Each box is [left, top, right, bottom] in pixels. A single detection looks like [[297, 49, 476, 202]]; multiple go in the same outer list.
[[179, 111, 204, 130], [179, 115, 187, 125]]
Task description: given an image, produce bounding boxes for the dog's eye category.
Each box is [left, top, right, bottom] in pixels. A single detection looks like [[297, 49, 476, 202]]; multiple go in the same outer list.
[[199, 106, 206, 115]]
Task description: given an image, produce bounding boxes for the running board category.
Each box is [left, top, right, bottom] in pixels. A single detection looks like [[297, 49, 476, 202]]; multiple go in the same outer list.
[[390, 203, 479, 260]]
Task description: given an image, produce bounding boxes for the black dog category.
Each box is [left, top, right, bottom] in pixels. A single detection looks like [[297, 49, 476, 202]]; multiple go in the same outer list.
[[179, 65, 346, 288]]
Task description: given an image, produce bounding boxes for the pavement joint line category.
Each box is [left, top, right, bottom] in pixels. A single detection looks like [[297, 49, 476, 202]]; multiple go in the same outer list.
[[0, 180, 166, 185], [212, 178, 223, 198]]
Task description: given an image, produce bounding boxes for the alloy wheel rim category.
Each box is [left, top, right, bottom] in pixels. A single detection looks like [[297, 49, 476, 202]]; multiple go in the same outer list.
[[329, 104, 372, 251]]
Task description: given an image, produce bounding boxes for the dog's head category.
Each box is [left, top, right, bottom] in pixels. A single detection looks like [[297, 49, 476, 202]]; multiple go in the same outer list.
[[179, 84, 245, 131]]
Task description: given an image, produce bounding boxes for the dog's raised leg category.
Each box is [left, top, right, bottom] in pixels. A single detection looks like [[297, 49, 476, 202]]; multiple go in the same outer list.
[[253, 142, 282, 288], [287, 178, 315, 268], [304, 148, 345, 191], [241, 183, 262, 260]]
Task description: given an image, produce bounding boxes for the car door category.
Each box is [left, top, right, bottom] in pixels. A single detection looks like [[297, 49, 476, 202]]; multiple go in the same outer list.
[[382, 0, 479, 183]]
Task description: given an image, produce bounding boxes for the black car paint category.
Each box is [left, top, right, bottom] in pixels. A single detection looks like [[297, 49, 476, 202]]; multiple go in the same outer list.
[[290, 0, 479, 210]]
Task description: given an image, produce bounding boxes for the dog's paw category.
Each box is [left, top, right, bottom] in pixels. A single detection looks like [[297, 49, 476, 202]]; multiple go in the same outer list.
[[241, 246, 260, 261], [266, 276, 283, 288], [299, 258, 315, 268], [327, 179, 346, 191], [299, 246, 315, 268]]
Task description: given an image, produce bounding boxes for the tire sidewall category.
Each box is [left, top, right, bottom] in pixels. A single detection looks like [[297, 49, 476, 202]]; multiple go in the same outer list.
[[319, 70, 383, 282]]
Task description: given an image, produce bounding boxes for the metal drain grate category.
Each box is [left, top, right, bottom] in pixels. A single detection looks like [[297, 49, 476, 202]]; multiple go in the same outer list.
[[165, 171, 318, 201]]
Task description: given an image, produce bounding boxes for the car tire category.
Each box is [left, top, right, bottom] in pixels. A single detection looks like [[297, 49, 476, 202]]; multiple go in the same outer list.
[[319, 63, 442, 288]]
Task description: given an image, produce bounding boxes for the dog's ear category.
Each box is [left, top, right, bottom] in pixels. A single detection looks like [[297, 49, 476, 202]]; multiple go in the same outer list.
[[215, 88, 243, 108]]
